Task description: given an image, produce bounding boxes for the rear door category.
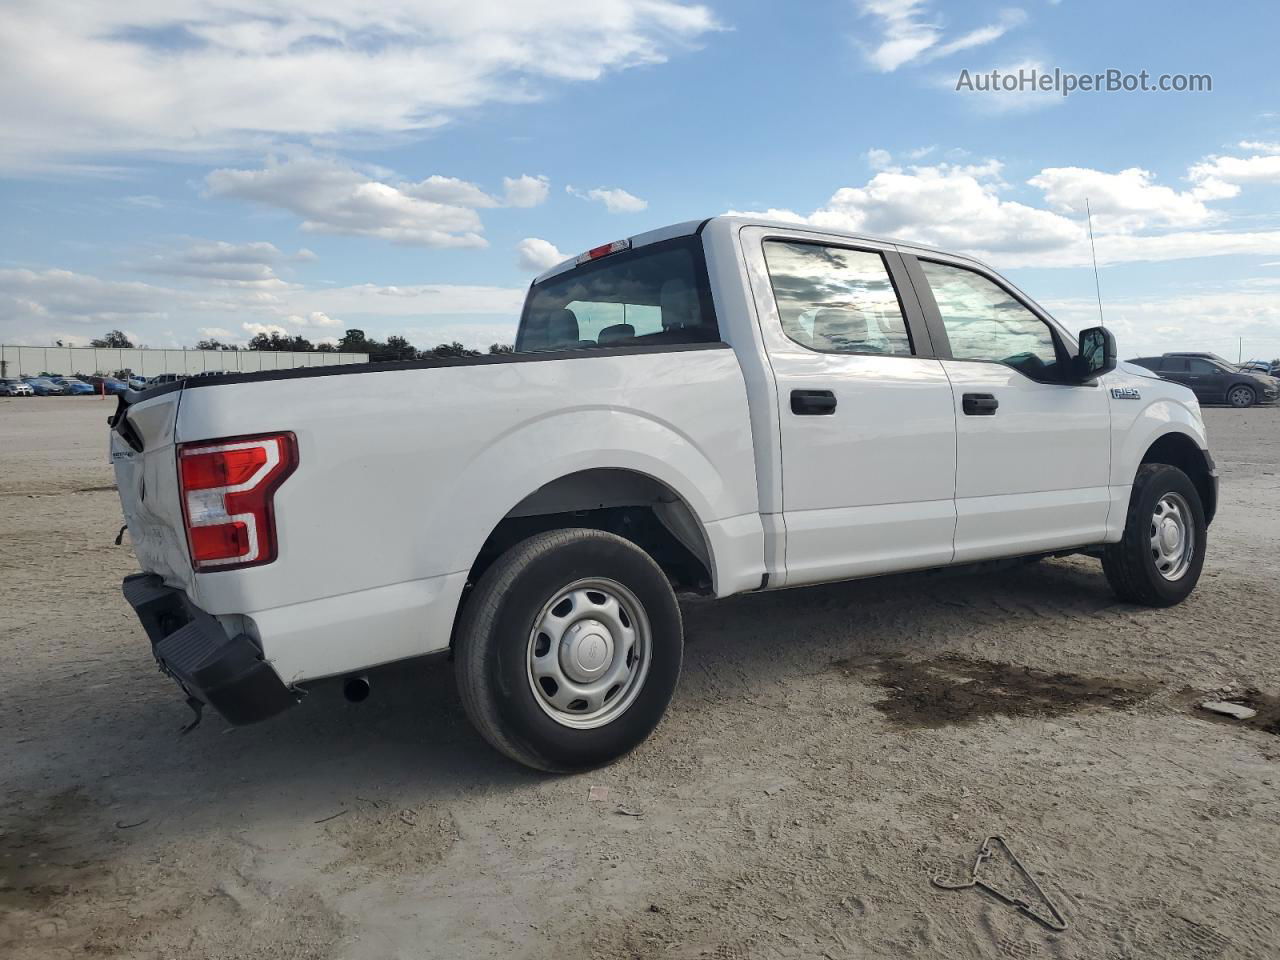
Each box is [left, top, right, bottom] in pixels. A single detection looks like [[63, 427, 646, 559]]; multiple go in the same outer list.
[[109, 388, 194, 592], [740, 226, 958, 586], [903, 254, 1112, 562]]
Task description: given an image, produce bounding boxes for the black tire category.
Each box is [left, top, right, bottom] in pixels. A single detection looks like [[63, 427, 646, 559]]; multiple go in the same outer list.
[[1227, 384, 1256, 408], [454, 528, 683, 772], [1101, 463, 1206, 607]]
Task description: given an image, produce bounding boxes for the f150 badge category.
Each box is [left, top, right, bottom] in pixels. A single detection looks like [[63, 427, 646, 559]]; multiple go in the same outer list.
[[1111, 387, 1141, 400]]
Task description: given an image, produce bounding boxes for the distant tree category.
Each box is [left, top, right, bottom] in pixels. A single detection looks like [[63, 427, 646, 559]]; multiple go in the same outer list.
[[195, 338, 239, 351], [430, 341, 481, 358], [315, 342, 338, 353], [91, 330, 134, 348], [382, 335, 418, 361], [488, 343, 515, 354], [248, 331, 314, 352], [338, 328, 374, 353]]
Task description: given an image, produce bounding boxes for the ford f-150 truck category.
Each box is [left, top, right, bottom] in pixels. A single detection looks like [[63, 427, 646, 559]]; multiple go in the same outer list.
[[110, 216, 1217, 771]]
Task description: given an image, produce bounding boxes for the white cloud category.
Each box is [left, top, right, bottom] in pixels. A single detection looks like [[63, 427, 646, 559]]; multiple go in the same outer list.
[[732, 155, 1077, 256], [206, 155, 489, 247], [135, 239, 305, 286], [1028, 167, 1217, 231], [504, 175, 551, 208], [727, 148, 1280, 269], [567, 184, 648, 213], [283, 311, 341, 329], [0, 265, 526, 348], [516, 237, 566, 272], [0, 268, 196, 329], [298, 283, 525, 317], [0, 1, 720, 169], [405, 175, 500, 208], [205, 156, 552, 246], [241, 322, 291, 339], [1045, 289, 1280, 361], [948, 59, 1064, 114], [1237, 140, 1280, 154], [1188, 150, 1280, 201], [857, 1, 1025, 72]]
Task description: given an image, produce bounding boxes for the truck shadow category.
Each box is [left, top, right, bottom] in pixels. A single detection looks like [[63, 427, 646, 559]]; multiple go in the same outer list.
[[5, 555, 1147, 842]]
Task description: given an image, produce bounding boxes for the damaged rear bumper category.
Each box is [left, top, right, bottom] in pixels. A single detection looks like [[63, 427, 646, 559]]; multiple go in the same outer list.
[[122, 573, 296, 725]]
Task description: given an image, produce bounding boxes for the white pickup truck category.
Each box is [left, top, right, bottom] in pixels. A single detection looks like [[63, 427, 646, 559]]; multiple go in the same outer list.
[[110, 216, 1217, 771]]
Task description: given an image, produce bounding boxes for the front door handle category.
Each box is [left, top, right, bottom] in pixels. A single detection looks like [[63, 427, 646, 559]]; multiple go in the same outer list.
[[791, 389, 837, 415], [962, 393, 999, 416]]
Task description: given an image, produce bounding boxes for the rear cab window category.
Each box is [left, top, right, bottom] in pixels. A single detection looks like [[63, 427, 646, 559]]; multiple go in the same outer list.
[[516, 237, 719, 352]]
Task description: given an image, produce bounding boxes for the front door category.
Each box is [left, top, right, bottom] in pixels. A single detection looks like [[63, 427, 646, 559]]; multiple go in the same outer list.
[[906, 255, 1113, 563], [742, 229, 958, 587]]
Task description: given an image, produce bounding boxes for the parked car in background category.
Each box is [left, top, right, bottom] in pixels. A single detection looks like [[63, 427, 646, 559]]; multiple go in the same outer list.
[[147, 373, 186, 387], [51, 377, 96, 395], [127, 376, 149, 391], [23, 377, 65, 396], [85, 376, 130, 395], [1128, 354, 1278, 407], [0, 378, 35, 396], [1164, 351, 1236, 366]]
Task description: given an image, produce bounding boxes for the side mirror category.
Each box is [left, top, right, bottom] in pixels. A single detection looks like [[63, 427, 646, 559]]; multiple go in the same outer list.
[[1073, 325, 1116, 382]]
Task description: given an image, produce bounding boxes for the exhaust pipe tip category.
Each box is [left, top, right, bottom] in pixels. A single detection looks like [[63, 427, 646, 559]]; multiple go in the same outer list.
[[343, 675, 371, 703]]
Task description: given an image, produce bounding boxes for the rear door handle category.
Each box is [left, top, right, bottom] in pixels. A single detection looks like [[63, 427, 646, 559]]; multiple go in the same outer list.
[[791, 389, 837, 415], [962, 393, 999, 416]]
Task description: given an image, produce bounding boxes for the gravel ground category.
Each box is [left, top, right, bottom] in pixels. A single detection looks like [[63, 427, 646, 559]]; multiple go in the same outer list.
[[2, 396, 1278, 960]]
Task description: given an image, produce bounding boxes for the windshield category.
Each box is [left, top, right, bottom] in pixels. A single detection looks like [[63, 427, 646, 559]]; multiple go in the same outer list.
[[516, 236, 718, 352]]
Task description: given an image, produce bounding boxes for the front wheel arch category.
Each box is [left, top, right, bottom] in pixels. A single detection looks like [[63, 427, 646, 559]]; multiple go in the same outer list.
[[1227, 383, 1256, 408], [1139, 432, 1216, 526]]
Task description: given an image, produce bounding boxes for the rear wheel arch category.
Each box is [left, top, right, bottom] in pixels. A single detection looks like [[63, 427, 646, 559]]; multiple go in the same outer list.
[[453, 469, 715, 642], [1138, 432, 1216, 525]]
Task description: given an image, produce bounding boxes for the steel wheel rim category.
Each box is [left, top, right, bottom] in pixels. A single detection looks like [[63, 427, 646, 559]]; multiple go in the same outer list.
[[1229, 387, 1252, 407], [1149, 491, 1195, 581], [526, 577, 652, 729]]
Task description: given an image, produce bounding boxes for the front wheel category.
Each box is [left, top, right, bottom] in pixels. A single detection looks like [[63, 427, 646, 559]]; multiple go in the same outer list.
[[1227, 384, 1256, 408], [454, 529, 683, 772], [1101, 463, 1207, 606]]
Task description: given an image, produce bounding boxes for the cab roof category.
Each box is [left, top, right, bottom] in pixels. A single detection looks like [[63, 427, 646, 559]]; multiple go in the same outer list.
[[531, 215, 991, 285]]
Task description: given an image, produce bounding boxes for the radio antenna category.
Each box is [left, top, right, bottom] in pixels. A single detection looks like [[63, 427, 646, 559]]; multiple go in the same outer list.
[[1086, 197, 1105, 327]]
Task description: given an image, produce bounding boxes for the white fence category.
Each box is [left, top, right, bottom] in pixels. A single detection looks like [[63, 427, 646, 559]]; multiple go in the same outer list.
[[0, 345, 369, 378]]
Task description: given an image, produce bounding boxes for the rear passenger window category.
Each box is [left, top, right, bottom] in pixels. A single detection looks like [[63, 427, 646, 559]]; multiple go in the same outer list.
[[1163, 358, 1189, 373], [763, 241, 914, 356]]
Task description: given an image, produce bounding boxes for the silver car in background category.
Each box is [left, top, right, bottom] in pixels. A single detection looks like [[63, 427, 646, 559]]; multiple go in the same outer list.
[[0, 378, 36, 396]]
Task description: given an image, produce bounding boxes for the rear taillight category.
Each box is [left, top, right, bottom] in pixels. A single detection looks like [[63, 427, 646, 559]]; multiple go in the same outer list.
[[177, 432, 298, 572]]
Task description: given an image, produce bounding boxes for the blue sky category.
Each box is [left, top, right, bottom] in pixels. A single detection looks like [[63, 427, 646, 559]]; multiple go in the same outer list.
[[2, 0, 1279, 360]]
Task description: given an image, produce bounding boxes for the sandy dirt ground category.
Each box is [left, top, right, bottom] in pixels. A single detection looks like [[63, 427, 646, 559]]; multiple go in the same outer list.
[[2, 396, 1278, 960]]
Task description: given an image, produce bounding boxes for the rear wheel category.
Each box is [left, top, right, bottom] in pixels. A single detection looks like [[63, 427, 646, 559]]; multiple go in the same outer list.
[[454, 528, 683, 772], [1102, 463, 1206, 606], [1227, 384, 1256, 408]]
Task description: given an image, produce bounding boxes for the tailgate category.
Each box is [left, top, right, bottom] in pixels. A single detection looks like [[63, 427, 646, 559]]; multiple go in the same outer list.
[[109, 389, 195, 594]]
